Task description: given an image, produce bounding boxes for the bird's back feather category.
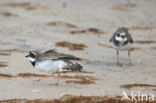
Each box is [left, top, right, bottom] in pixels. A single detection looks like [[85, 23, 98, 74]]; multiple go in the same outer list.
[[36, 50, 81, 61]]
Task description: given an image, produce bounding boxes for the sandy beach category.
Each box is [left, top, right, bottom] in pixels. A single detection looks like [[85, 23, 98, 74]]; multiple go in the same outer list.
[[0, 0, 156, 102]]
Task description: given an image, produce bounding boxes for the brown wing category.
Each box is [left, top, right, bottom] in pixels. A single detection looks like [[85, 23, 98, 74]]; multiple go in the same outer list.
[[37, 50, 80, 61]]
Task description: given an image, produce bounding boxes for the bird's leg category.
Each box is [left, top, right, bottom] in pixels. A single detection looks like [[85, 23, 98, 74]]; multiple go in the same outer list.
[[37, 75, 49, 82], [116, 50, 120, 65], [128, 50, 132, 65], [46, 75, 49, 79], [55, 71, 61, 85]]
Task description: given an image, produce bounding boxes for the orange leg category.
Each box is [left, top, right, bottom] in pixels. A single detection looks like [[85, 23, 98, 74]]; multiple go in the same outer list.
[[116, 50, 120, 64], [128, 50, 132, 65], [55, 71, 60, 85]]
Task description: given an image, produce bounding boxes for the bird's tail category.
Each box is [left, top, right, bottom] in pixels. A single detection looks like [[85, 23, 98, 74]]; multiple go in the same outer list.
[[63, 61, 83, 71], [71, 63, 83, 71]]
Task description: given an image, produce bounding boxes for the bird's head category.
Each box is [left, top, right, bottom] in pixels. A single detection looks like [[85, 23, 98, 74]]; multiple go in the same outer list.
[[115, 27, 129, 42], [25, 51, 37, 62]]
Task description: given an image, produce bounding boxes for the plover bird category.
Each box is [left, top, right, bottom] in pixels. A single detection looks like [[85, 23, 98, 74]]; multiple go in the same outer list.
[[25, 49, 83, 85], [110, 27, 134, 65]]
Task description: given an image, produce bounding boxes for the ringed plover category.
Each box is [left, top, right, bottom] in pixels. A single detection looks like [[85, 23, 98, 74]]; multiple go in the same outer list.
[[110, 27, 134, 65], [25, 49, 83, 85]]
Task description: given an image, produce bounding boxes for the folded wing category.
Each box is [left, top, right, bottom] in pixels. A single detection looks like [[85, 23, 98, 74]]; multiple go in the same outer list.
[[37, 49, 81, 61]]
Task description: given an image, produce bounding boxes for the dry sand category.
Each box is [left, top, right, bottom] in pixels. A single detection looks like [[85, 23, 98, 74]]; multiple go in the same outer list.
[[0, 0, 156, 101]]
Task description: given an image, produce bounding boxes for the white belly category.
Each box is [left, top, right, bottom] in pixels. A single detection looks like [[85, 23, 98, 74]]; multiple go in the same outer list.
[[111, 42, 133, 51], [35, 60, 67, 72]]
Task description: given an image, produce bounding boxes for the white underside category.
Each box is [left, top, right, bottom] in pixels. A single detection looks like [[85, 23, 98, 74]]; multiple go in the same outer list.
[[35, 60, 67, 72], [111, 42, 133, 51]]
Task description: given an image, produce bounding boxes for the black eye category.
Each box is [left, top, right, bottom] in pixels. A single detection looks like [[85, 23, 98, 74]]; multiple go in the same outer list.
[[30, 54, 35, 58], [117, 34, 120, 37], [121, 36, 125, 38]]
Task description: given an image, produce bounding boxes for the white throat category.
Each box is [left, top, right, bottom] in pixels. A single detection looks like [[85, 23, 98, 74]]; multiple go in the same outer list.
[[115, 36, 127, 42], [28, 57, 36, 62]]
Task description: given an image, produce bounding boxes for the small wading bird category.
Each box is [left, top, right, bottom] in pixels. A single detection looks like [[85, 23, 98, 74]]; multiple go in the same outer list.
[[110, 27, 134, 65], [25, 49, 83, 85]]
